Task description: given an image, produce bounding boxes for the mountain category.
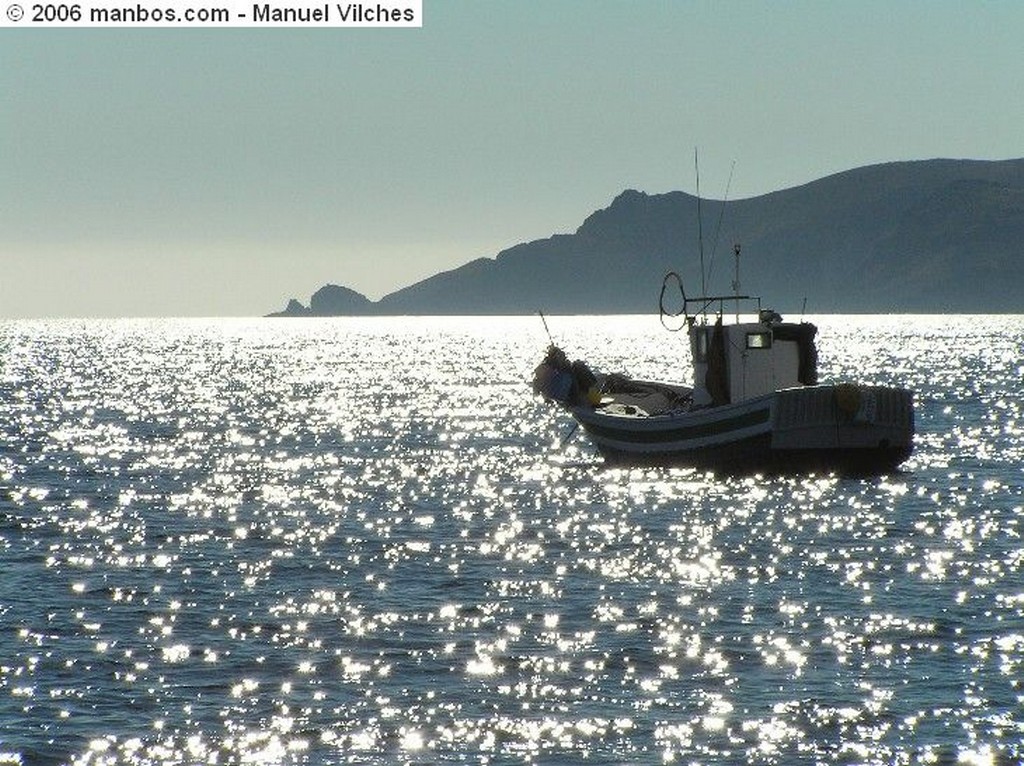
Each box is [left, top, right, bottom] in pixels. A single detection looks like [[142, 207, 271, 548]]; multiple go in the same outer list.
[[269, 159, 1024, 316]]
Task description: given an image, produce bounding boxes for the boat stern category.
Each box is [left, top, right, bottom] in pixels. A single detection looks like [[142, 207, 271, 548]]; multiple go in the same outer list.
[[770, 384, 914, 472]]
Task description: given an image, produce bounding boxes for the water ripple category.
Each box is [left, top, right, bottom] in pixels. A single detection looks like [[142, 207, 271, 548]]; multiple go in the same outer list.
[[1, 315, 1021, 764]]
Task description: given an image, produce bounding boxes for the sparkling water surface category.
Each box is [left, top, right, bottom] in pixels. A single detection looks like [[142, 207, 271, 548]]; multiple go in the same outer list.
[[1, 315, 1022, 765]]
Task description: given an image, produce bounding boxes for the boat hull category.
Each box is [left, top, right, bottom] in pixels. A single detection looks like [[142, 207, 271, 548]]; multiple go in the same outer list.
[[569, 384, 914, 475]]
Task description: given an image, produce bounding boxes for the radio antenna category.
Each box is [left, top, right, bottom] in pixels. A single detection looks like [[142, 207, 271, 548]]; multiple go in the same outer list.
[[695, 149, 707, 303], [732, 243, 742, 321], [706, 159, 736, 289]]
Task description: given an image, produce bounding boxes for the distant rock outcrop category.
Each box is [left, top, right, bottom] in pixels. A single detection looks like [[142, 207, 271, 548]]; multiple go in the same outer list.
[[269, 284, 373, 316], [309, 284, 373, 315], [268, 158, 1024, 315], [267, 298, 310, 317]]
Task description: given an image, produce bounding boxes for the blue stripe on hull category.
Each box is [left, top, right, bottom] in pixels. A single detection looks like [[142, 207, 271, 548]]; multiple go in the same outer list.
[[576, 406, 770, 445], [562, 385, 913, 475]]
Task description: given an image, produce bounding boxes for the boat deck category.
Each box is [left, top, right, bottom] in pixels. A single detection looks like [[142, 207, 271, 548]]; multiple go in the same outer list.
[[594, 378, 692, 417]]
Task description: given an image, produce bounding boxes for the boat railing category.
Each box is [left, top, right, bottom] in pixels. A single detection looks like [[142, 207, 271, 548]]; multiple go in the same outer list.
[[685, 294, 762, 323]]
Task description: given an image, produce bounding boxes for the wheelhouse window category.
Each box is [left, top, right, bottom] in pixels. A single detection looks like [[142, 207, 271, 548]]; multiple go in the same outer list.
[[746, 331, 772, 350]]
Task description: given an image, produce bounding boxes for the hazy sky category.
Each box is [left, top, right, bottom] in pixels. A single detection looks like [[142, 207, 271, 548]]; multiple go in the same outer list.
[[2, 1, 1022, 317]]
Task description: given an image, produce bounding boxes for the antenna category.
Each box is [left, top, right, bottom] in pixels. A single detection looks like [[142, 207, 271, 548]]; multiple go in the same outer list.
[[732, 243, 742, 321], [732, 243, 742, 295], [705, 159, 736, 289], [695, 149, 707, 305]]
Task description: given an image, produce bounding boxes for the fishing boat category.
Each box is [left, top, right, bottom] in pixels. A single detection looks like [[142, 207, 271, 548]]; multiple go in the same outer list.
[[532, 261, 914, 475]]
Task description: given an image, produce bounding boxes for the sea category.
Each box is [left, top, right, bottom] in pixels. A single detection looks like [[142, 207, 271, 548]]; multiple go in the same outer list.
[[0, 314, 1021, 766]]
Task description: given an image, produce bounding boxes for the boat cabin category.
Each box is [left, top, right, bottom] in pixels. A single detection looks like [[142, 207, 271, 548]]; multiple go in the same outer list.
[[687, 300, 817, 407]]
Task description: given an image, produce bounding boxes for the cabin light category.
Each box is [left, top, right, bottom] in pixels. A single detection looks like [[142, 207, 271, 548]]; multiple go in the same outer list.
[[746, 332, 772, 350]]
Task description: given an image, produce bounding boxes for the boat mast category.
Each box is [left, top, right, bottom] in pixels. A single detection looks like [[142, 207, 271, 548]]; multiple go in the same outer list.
[[695, 149, 707, 323], [732, 243, 741, 322]]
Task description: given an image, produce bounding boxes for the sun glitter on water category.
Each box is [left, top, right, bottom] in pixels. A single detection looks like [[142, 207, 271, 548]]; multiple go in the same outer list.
[[0, 314, 1021, 764]]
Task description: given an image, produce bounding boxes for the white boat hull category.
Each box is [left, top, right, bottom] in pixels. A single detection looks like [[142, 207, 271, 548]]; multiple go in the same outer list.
[[568, 383, 914, 474]]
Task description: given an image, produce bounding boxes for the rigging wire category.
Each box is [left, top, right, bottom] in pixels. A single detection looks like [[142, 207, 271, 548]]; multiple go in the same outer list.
[[538, 310, 556, 346], [705, 159, 736, 290]]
